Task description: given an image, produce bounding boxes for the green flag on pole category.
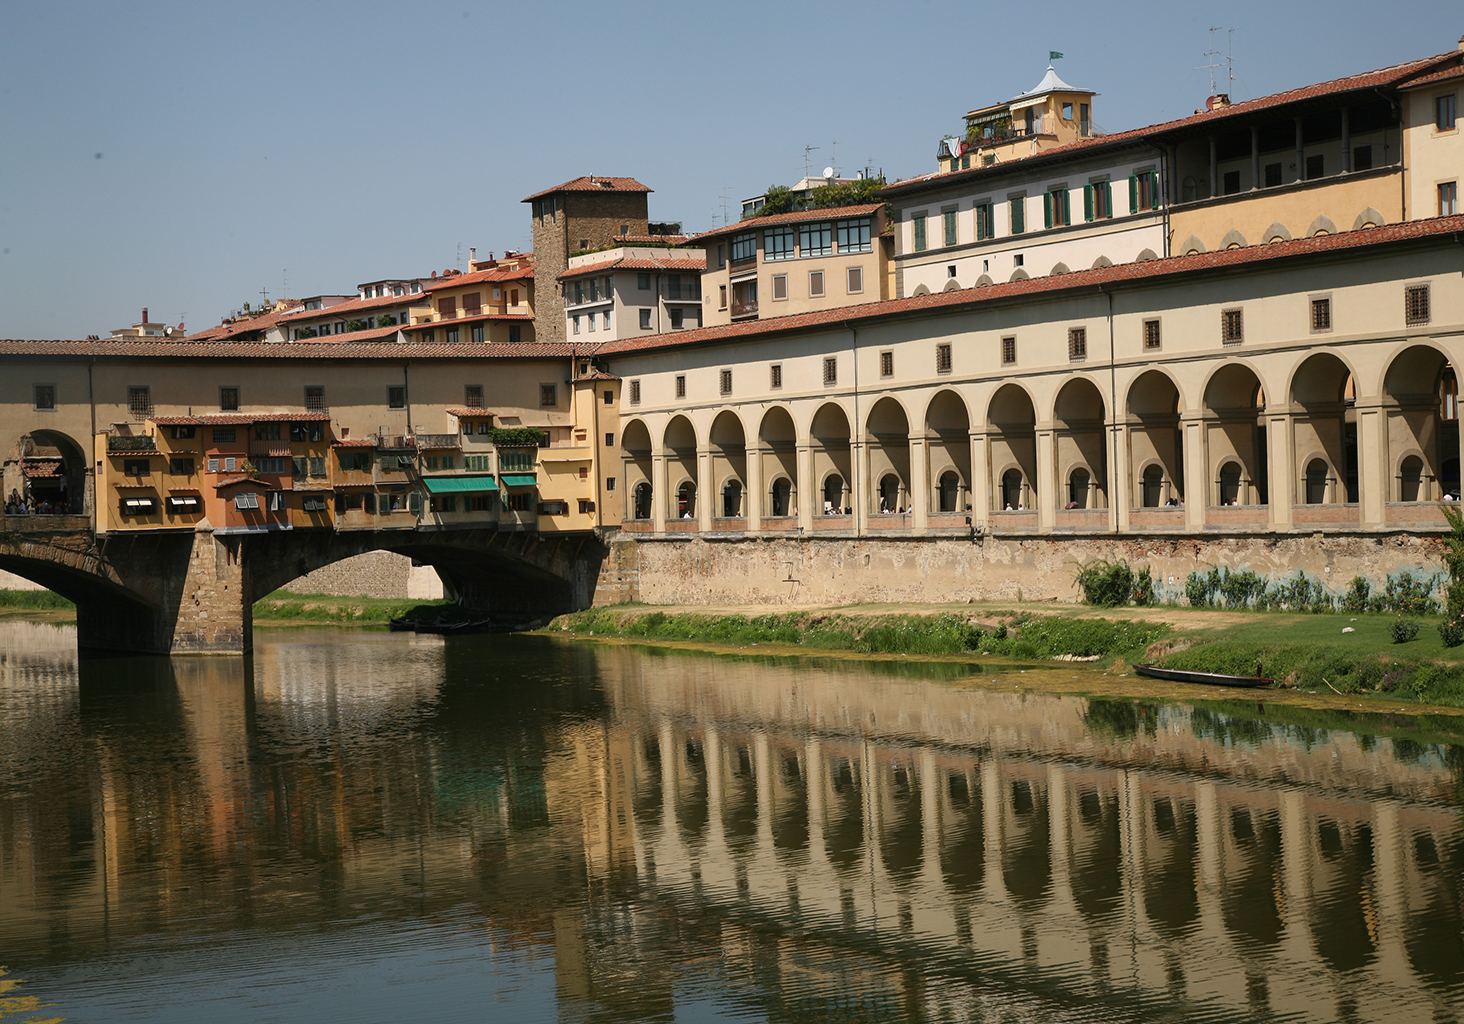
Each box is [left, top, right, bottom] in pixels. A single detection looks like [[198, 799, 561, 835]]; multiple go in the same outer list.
[[1049, 51, 1064, 60]]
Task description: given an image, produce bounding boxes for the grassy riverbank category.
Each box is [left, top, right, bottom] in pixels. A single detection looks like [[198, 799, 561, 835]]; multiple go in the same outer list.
[[252, 591, 454, 624], [552, 603, 1464, 710]]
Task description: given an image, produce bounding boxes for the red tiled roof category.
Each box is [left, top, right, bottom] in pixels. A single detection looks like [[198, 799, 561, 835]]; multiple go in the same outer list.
[[597, 213, 1464, 356], [291, 323, 404, 343], [0, 340, 593, 360], [559, 255, 706, 280], [330, 438, 375, 448], [22, 461, 62, 478], [885, 50, 1464, 196], [185, 303, 305, 342], [522, 176, 652, 202], [445, 407, 493, 417], [151, 412, 332, 425], [278, 292, 425, 322], [403, 313, 533, 333], [618, 234, 690, 245], [1401, 62, 1464, 88], [577, 369, 620, 381], [692, 204, 884, 242], [213, 474, 253, 488], [421, 264, 535, 290]]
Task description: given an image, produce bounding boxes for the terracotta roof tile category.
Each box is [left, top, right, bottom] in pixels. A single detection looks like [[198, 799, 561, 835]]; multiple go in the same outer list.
[[559, 256, 706, 280], [151, 412, 332, 425], [403, 313, 534, 334], [521, 176, 653, 202], [445, 407, 494, 417], [421, 264, 535, 291], [597, 213, 1464, 356], [617, 234, 690, 245], [1401, 62, 1464, 88], [185, 303, 305, 342], [278, 293, 424, 322], [330, 438, 376, 448], [691, 204, 884, 242], [213, 474, 254, 488], [290, 323, 404, 343], [576, 369, 620, 381], [0, 339, 597, 360]]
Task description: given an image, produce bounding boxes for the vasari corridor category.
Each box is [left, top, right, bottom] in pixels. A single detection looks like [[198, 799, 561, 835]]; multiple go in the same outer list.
[[5, 17, 1464, 1024]]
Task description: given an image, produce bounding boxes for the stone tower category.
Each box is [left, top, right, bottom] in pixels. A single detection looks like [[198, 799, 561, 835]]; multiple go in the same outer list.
[[524, 176, 651, 345]]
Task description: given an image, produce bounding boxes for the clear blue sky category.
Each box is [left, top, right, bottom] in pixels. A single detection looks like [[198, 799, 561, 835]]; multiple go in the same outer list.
[[1, 1, 1458, 340]]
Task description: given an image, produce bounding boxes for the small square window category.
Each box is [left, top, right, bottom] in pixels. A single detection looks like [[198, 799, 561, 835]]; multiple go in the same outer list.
[[847, 266, 863, 293], [719, 369, 733, 395], [772, 274, 788, 300], [540, 383, 557, 407], [607, 477, 616, 491], [675, 375, 686, 399], [387, 385, 406, 409], [603, 389, 614, 405], [304, 386, 326, 412], [1143, 319, 1161, 350], [1440, 181, 1459, 217], [1438, 93, 1458, 132], [936, 343, 952, 374], [669, 308, 684, 330], [1221, 308, 1244, 344], [639, 308, 652, 330], [33, 384, 55, 410], [127, 385, 153, 419], [718, 285, 728, 309], [638, 273, 650, 289], [629, 380, 642, 405], [1068, 327, 1087, 361], [465, 385, 484, 409], [1310, 297, 1332, 333], [212, 427, 235, 444], [880, 351, 894, 377], [605, 433, 615, 447], [770, 364, 782, 389], [219, 386, 240, 411], [1001, 337, 1016, 365], [809, 271, 824, 297], [1406, 284, 1431, 327], [823, 357, 838, 385]]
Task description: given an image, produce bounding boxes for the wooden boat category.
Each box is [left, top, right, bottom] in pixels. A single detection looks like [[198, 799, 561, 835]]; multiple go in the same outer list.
[[1133, 664, 1273, 688]]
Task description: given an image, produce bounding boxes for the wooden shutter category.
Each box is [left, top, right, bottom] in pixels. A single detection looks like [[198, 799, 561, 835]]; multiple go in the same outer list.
[[1083, 184, 1094, 222], [1043, 192, 1053, 229], [1011, 198, 1024, 234], [1128, 175, 1139, 213], [1103, 181, 1113, 218], [1150, 171, 1160, 208]]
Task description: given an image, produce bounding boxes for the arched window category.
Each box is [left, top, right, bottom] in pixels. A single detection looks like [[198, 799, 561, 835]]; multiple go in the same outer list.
[[938, 471, 961, 512], [722, 479, 743, 517], [823, 475, 846, 514], [633, 482, 652, 520], [676, 481, 696, 519], [770, 478, 792, 517], [1068, 468, 1090, 509], [879, 474, 901, 512], [1305, 459, 1330, 505], [1399, 455, 1424, 502], [1001, 469, 1024, 510], [1218, 462, 1242, 505], [1141, 465, 1164, 508]]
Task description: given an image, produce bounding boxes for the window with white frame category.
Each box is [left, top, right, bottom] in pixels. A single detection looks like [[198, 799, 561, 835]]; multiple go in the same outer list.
[[808, 270, 825, 297], [836, 217, 871, 253], [764, 226, 795, 261], [799, 221, 832, 257], [847, 266, 863, 293], [772, 275, 788, 300]]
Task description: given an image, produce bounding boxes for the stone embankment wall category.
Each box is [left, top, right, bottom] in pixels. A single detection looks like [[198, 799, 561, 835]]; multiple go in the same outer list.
[[595, 532, 1446, 607], [288, 551, 444, 600]]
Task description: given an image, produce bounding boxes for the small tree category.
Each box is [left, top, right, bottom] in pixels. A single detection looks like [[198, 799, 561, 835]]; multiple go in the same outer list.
[[754, 185, 797, 217]]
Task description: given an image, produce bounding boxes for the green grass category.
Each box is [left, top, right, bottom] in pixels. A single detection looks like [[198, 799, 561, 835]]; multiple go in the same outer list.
[[1155, 610, 1464, 704], [553, 609, 1169, 661], [0, 588, 73, 609], [252, 590, 454, 624]]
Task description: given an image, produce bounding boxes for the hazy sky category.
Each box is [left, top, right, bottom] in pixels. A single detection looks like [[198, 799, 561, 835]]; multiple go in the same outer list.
[[1, 1, 1458, 340]]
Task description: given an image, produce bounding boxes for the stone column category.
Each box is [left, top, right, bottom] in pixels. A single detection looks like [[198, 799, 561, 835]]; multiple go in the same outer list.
[[969, 430, 990, 528], [1356, 399, 1387, 527], [1268, 413, 1294, 528], [696, 445, 713, 530], [651, 450, 668, 532], [1182, 415, 1209, 530], [1036, 425, 1057, 531], [746, 442, 764, 532], [795, 442, 814, 530], [1110, 421, 1131, 532], [852, 438, 869, 534], [909, 433, 928, 531]]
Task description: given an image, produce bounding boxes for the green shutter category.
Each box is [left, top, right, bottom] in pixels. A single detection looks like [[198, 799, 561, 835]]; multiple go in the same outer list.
[[1104, 181, 1113, 218], [1151, 171, 1161, 208], [1083, 184, 1094, 222], [1011, 198, 1024, 234], [1128, 175, 1139, 213], [409, 491, 422, 513], [1043, 192, 1053, 229]]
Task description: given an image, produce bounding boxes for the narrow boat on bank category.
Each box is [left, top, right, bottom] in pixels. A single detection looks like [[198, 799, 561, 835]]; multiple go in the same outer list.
[[1133, 664, 1273, 688]]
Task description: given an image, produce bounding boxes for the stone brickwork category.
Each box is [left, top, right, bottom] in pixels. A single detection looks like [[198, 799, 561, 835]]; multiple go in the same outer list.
[[605, 531, 1448, 607], [289, 550, 443, 600], [531, 188, 649, 345]]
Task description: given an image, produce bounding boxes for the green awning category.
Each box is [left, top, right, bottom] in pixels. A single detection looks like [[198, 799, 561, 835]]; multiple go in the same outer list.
[[500, 474, 537, 487], [423, 475, 499, 494]]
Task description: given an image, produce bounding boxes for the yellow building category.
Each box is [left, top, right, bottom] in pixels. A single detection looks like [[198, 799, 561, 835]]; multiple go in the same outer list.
[[942, 63, 1099, 170]]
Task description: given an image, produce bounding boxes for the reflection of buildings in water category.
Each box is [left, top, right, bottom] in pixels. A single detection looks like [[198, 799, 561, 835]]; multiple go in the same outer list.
[[581, 646, 1464, 1023]]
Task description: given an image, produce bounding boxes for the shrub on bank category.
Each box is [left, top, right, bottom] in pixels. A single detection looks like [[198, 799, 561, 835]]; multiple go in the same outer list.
[[1073, 560, 1153, 607]]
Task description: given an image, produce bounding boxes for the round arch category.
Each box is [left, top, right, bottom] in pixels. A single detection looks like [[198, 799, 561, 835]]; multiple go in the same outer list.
[[1053, 377, 1108, 510], [809, 402, 853, 521], [1202, 361, 1270, 506], [1382, 343, 1460, 502], [865, 396, 911, 516], [663, 415, 698, 520], [1126, 370, 1184, 507], [758, 406, 798, 519], [925, 389, 972, 515], [620, 419, 655, 522], [987, 384, 1037, 512], [709, 410, 747, 520], [1288, 352, 1357, 505]]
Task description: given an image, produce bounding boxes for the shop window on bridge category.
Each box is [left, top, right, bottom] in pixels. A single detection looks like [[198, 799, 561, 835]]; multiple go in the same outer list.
[[253, 457, 288, 475], [120, 496, 157, 516], [301, 495, 328, 513], [499, 451, 535, 472], [212, 427, 236, 444], [338, 451, 372, 472], [468, 494, 494, 513], [290, 423, 325, 443], [336, 493, 364, 513], [165, 495, 200, 513], [234, 492, 259, 510], [123, 459, 150, 476], [465, 454, 491, 471], [506, 492, 533, 512], [170, 425, 196, 439], [169, 457, 195, 475], [254, 423, 282, 441], [430, 494, 457, 513], [538, 500, 567, 515], [384, 491, 409, 513]]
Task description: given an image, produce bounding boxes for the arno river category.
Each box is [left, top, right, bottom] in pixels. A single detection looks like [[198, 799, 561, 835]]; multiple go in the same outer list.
[[3, 621, 1464, 1023]]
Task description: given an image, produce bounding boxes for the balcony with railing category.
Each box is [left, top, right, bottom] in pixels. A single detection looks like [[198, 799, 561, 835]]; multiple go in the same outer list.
[[413, 433, 460, 450], [107, 434, 157, 452], [373, 434, 416, 451], [731, 301, 758, 321]]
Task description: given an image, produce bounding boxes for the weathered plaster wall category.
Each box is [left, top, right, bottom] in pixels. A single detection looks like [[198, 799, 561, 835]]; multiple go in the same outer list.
[[604, 531, 1445, 606]]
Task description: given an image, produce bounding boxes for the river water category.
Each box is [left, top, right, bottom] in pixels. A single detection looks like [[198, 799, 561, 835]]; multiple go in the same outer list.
[[3, 620, 1464, 1023]]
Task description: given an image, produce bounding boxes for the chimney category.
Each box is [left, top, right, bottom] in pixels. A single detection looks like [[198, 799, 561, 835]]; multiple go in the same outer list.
[[1205, 94, 1230, 111], [470, 247, 477, 263], [142, 306, 149, 324]]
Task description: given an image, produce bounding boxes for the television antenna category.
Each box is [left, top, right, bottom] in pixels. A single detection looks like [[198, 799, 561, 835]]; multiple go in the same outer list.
[[802, 144, 820, 178], [830, 140, 838, 177], [259, 286, 270, 308], [1196, 26, 1236, 96], [716, 186, 733, 227]]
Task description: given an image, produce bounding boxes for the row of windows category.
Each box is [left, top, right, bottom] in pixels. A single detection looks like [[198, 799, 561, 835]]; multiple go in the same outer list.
[[722, 218, 874, 265], [572, 310, 612, 334], [715, 267, 864, 309], [112, 381, 550, 419], [910, 173, 1160, 252]]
